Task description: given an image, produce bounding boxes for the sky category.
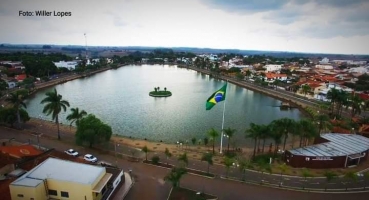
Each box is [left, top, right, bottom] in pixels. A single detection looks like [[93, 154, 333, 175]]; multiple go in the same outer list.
[[0, 0, 369, 54]]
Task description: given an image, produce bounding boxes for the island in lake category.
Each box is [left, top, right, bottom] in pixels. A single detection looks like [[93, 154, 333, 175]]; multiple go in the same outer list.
[[149, 87, 172, 97]]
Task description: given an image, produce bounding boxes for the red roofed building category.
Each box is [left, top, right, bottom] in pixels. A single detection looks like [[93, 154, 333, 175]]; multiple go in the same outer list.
[[265, 73, 288, 82], [0, 145, 43, 159], [14, 74, 27, 82]]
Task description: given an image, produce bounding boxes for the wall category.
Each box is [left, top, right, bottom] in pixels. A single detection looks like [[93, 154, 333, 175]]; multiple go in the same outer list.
[[10, 182, 47, 200], [47, 179, 93, 200], [285, 151, 346, 169]]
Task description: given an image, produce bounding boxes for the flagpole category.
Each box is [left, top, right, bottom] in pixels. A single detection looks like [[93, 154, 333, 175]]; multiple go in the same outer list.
[[220, 80, 228, 154]]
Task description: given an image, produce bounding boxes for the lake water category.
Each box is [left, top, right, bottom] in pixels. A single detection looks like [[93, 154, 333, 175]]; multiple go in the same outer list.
[[25, 65, 303, 147]]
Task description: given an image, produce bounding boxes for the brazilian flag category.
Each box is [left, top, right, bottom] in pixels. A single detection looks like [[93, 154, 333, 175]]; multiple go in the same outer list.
[[206, 83, 227, 110]]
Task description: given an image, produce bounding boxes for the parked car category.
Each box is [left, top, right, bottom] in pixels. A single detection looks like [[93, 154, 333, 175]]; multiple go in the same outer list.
[[64, 149, 79, 157], [84, 154, 98, 162]]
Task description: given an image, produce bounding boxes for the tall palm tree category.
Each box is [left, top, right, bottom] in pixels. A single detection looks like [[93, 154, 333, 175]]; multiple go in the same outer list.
[[40, 89, 70, 140], [270, 120, 284, 155], [290, 120, 301, 149], [259, 124, 271, 153], [245, 123, 261, 159], [223, 127, 236, 152], [316, 114, 331, 133], [142, 146, 149, 161], [164, 148, 172, 166], [66, 107, 87, 127], [348, 93, 363, 118], [327, 88, 340, 116], [273, 118, 295, 151], [207, 128, 219, 154], [5, 91, 27, 128], [299, 119, 318, 147], [164, 167, 187, 187]]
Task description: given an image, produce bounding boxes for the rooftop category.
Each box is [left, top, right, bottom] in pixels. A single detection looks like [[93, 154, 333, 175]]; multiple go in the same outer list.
[[289, 133, 369, 157], [0, 145, 43, 159], [12, 157, 105, 187]]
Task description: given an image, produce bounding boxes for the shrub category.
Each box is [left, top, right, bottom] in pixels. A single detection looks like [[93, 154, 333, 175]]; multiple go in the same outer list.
[[152, 155, 160, 164]]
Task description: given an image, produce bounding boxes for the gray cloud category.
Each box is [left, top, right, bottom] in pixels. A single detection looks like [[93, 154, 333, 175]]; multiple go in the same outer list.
[[201, 0, 290, 13]]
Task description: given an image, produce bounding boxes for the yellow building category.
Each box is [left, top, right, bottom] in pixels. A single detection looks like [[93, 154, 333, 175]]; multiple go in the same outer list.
[[9, 158, 112, 200]]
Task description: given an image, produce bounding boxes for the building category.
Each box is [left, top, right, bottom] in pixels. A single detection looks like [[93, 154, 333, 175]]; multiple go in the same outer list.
[[265, 73, 287, 82], [319, 57, 330, 64], [265, 64, 282, 72], [348, 66, 368, 74], [315, 65, 333, 70], [285, 133, 369, 169], [53, 61, 80, 70], [10, 158, 114, 200]]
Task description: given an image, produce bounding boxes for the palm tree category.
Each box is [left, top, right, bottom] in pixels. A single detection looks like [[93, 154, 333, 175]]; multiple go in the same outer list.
[[164, 87, 167, 92], [273, 118, 295, 151], [191, 137, 196, 147], [299, 119, 318, 147], [290, 120, 301, 149], [66, 107, 87, 128], [245, 123, 261, 159], [178, 153, 188, 167], [270, 120, 284, 155], [164, 148, 172, 166], [259, 124, 271, 153], [40, 89, 70, 140], [201, 152, 213, 174], [327, 88, 340, 116], [223, 156, 233, 178], [207, 128, 219, 154], [348, 93, 363, 118], [316, 114, 330, 134], [301, 84, 311, 97], [142, 145, 149, 161], [223, 127, 236, 152], [164, 167, 187, 187], [323, 171, 337, 191], [157, 87, 160, 91], [5, 91, 27, 128], [154, 87, 157, 92]]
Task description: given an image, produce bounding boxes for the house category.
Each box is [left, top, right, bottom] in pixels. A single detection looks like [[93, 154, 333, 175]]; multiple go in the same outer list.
[[265, 64, 282, 72], [14, 74, 27, 82], [10, 157, 116, 200], [348, 67, 368, 74], [265, 73, 287, 82], [314, 83, 353, 101]]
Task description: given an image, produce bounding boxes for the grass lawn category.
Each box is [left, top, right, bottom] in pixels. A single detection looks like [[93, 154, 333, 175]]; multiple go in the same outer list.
[[168, 187, 217, 200]]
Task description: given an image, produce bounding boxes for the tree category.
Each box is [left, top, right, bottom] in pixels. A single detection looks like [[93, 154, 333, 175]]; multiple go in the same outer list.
[[66, 107, 87, 128], [207, 128, 219, 154], [142, 145, 149, 161], [272, 118, 295, 151], [40, 89, 70, 140], [223, 127, 236, 152], [0, 107, 30, 127], [323, 171, 337, 191], [315, 114, 331, 134], [238, 159, 252, 181], [164, 87, 167, 92], [203, 137, 209, 146], [164, 167, 187, 187], [278, 163, 287, 187], [5, 90, 27, 128], [154, 87, 157, 92], [178, 152, 188, 167], [191, 137, 196, 147], [0, 79, 7, 95], [301, 84, 311, 96], [201, 152, 213, 174], [245, 123, 261, 159], [270, 120, 284, 155], [344, 171, 358, 190], [223, 156, 233, 178], [75, 114, 112, 147], [164, 148, 172, 166], [299, 119, 318, 147], [301, 168, 312, 190], [348, 94, 363, 118]]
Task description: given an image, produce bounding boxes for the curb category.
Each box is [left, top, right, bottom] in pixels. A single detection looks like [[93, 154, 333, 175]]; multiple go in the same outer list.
[[143, 162, 215, 179], [219, 176, 369, 194]]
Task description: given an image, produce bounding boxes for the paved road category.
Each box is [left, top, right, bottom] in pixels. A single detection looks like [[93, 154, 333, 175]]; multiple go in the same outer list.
[[1, 127, 369, 200]]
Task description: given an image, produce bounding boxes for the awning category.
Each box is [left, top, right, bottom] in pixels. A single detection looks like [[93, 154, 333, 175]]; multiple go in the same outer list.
[[92, 173, 112, 193], [348, 153, 365, 159]]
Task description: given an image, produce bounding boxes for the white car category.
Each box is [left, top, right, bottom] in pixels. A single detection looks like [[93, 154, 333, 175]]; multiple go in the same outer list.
[[84, 154, 98, 162], [64, 149, 79, 157]]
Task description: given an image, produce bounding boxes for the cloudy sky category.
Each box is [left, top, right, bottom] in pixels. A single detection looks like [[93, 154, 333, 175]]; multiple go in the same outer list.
[[1, 0, 369, 54]]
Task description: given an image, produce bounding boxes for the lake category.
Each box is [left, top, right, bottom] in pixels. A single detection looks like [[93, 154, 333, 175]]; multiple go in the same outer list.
[[25, 65, 303, 147]]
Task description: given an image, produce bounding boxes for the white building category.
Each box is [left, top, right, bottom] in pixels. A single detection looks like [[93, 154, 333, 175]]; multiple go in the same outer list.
[[314, 83, 353, 101], [348, 66, 368, 74], [319, 57, 330, 64], [265, 64, 282, 72], [315, 65, 333, 70], [53, 61, 80, 70]]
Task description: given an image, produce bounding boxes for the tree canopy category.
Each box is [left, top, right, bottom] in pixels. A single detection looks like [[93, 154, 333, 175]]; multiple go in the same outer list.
[[75, 114, 112, 147]]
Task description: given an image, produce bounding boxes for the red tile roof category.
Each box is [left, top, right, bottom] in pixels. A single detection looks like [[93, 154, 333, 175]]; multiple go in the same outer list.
[[15, 74, 27, 81], [0, 145, 43, 159], [265, 73, 287, 79]]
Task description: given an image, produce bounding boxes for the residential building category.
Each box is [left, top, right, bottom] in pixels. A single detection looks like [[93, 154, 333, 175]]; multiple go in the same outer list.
[[265, 73, 287, 82], [348, 67, 368, 74], [314, 83, 353, 101], [319, 57, 330, 64], [265, 64, 282, 72], [10, 158, 114, 200], [315, 65, 333, 70]]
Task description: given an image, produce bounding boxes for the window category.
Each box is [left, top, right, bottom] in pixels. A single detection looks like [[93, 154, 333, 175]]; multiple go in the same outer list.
[[17, 194, 24, 197], [48, 189, 57, 196], [61, 191, 69, 198]]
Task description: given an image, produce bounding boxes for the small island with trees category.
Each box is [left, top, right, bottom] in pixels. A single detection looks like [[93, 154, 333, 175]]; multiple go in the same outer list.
[[149, 87, 172, 97]]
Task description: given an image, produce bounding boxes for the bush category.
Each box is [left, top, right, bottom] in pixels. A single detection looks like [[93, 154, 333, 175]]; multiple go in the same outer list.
[[152, 155, 160, 164]]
